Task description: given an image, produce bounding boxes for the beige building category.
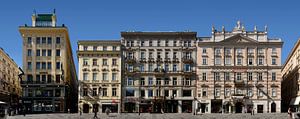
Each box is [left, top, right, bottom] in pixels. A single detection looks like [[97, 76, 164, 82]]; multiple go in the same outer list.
[[0, 47, 22, 111], [77, 40, 122, 113], [282, 38, 300, 112], [19, 11, 78, 113], [121, 32, 197, 113], [196, 21, 282, 114]]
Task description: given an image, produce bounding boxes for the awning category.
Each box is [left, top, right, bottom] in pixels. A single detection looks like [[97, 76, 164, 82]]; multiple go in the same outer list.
[[290, 96, 300, 105]]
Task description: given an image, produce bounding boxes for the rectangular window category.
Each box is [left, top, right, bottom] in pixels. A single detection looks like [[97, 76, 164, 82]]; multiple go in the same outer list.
[[248, 58, 253, 65], [237, 58, 242, 65], [173, 78, 177, 85], [164, 90, 169, 97], [47, 62, 51, 69], [36, 49, 40, 56], [36, 75, 40, 83], [93, 59, 97, 66], [47, 37, 52, 44], [247, 72, 252, 81], [225, 88, 230, 97], [103, 46, 107, 51], [42, 49, 47, 56], [225, 48, 231, 55], [113, 46, 117, 51], [83, 73, 88, 80], [112, 59, 117, 66], [215, 89, 220, 97], [102, 59, 108, 65], [258, 58, 263, 65], [182, 90, 192, 97], [140, 78, 145, 86], [202, 48, 207, 54], [225, 72, 230, 81], [272, 58, 276, 65], [36, 62, 40, 69], [225, 57, 231, 65], [56, 49, 60, 56], [140, 41, 144, 47], [83, 46, 88, 51], [127, 77, 133, 86], [202, 73, 207, 81], [56, 62, 60, 69], [36, 37, 41, 44], [27, 49, 32, 56], [258, 73, 263, 81], [165, 40, 169, 46], [184, 64, 191, 72], [56, 37, 61, 44], [56, 75, 60, 83], [215, 58, 221, 65], [236, 73, 242, 80], [83, 88, 88, 96], [172, 90, 177, 97], [126, 89, 134, 96], [248, 88, 253, 96], [102, 88, 107, 96], [214, 72, 220, 81], [93, 73, 97, 80], [27, 62, 32, 70], [272, 47, 276, 54], [272, 72, 276, 81], [202, 57, 207, 65], [173, 64, 177, 72], [92, 88, 97, 96], [112, 73, 117, 80], [173, 41, 177, 46], [164, 78, 169, 85], [42, 62, 46, 69], [47, 50, 51, 56], [102, 73, 108, 80], [272, 88, 276, 97], [27, 37, 32, 44], [83, 59, 88, 66], [148, 77, 153, 86], [148, 90, 153, 97], [202, 89, 207, 97], [42, 37, 46, 44], [112, 88, 117, 96]]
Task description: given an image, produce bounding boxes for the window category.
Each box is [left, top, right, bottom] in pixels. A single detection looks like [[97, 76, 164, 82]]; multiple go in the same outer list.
[[258, 48, 264, 54], [173, 41, 177, 46], [156, 78, 161, 85], [27, 62, 32, 70], [225, 72, 230, 81], [127, 77, 133, 86], [112, 73, 117, 80], [113, 46, 117, 51], [92, 88, 97, 96], [56, 62, 60, 69], [157, 41, 160, 46], [215, 48, 221, 55], [258, 90, 263, 97], [258, 58, 263, 65], [225, 57, 231, 65], [27, 75, 33, 82], [102, 73, 108, 80], [248, 48, 254, 54], [141, 52, 145, 59], [172, 78, 177, 85], [184, 64, 191, 72], [27, 49, 32, 56], [47, 50, 51, 56], [36, 75, 40, 83], [83, 88, 88, 96], [83, 73, 88, 80], [112, 88, 117, 96], [93, 73, 97, 80], [248, 88, 253, 96], [102, 88, 107, 96], [258, 73, 263, 81], [42, 62, 46, 69], [237, 58, 242, 65], [165, 40, 169, 46], [47, 62, 51, 69], [47, 37, 52, 44], [148, 64, 153, 72], [42, 37, 46, 44], [236, 73, 242, 80], [36, 49, 40, 56], [42, 75, 46, 83], [126, 89, 134, 96], [173, 52, 177, 59], [215, 58, 221, 65], [102, 59, 108, 65], [184, 78, 190, 86], [272, 72, 276, 81], [164, 78, 169, 85], [272, 58, 276, 65], [112, 59, 117, 66], [202, 89, 207, 97], [56, 49, 60, 56], [103, 46, 107, 51], [148, 90, 153, 97], [272, 88, 276, 97], [83, 59, 88, 66], [83, 46, 88, 51], [27, 37, 32, 44], [215, 89, 220, 97], [202, 73, 207, 81], [36, 62, 41, 69], [148, 77, 153, 86], [165, 64, 169, 72], [202, 48, 207, 54], [182, 90, 192, 97], [172, 90, 177, 97], [93, 59, 97, 66], [248, 58, 253, 65], [173, 64, 177, 72], [42, 50, 47, 56], [247, 72, 252, 81], [140, 78, 145, 86], [237, 48, 242, 54], [149, 41, 152, 46], [140, 41, 144, 47], [36, 37, 41, 44], [214, 72, 220, 81], [56, 75, 60, 83], [164, 90, 169, 97], [149, 52, 153, 58], [272, 47, 276, 54], [202, 57, 207, 65], [225, 48, 231, 55], [225, 88, 230, 97], [56, 37, 61, 44]]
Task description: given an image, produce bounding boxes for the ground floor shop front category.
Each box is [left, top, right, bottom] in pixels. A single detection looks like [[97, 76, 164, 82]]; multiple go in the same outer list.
[[122, 98, 194, 113], [22, 97, 65, 113], [79, 99, 121, 113], [195, 99, 281, 114]]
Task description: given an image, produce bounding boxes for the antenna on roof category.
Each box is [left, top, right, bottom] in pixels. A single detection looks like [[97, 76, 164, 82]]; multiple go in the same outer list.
[[53, 9, 56, 14], [33, 9, 37, 16]]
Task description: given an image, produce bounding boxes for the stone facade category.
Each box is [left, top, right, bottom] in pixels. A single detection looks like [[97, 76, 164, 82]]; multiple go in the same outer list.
[[19, 12, 78, 113], [77, 40, 122, 113], [0, 47, 22, 111], [121, 32, 197, 113], [196, 21, 282, 114]]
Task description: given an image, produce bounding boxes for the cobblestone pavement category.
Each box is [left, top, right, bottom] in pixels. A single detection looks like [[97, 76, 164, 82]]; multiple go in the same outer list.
[[7, 113, 290, 119]]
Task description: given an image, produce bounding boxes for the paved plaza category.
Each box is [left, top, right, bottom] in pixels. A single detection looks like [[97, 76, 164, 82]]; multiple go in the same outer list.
[[6, 113, 291, 119]]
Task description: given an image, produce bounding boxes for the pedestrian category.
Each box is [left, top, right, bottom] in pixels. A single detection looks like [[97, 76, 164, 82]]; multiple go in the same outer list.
[[252, 108, 255, 115], [93, 108, 98, 119], [79, 108, 82, 116], [105, 107, 110, 116], [22, 107, 26, 116], [288, 107, 292, 119]]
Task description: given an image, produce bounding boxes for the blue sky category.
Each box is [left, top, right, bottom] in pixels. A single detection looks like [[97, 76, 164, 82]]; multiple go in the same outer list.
[[0, 0, 299, 69]]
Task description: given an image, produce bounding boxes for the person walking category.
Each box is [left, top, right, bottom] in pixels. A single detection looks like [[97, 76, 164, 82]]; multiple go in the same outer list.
[[22, 107, 26, 117], [105, 107, 111, 116], [93, 108, 98, 119], [288, 107, 292, 119]]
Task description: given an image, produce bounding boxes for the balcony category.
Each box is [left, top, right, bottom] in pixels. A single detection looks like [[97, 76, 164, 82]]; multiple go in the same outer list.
[[139, 58, 147, 63], [247, 53, 254, 57], [225, 53, 232, 57], [125, 57, 136, 63], [156, 58, 163, 63], [271, 52, 278, 57], [148, 58, 155, 63], [237, 53, 243, 57], [182, 57, 194, 63], [258, 53, 264, 57], [215, 53, 221, 57], [172, 58, 179, 63], [164, 58, 171, 63], [234, 80, 245, 86]]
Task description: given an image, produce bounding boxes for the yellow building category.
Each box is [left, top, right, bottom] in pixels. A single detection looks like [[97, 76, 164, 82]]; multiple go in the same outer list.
[[77, 40, 122, 113], [19, 11, 78, 113], [0, 47, 22, 112]]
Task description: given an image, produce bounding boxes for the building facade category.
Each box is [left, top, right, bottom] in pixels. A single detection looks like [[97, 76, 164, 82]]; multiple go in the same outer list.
[[77, 40, 122, 113], [19, 12, 78, 113], [121, 32, 197, 113], [0, 47, 22, 111], [196, 21, 282, 113], [282, 38, 300, 112]]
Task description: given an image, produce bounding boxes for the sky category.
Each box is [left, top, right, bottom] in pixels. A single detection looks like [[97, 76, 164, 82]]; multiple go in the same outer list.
[[0, 0, 299, 70]]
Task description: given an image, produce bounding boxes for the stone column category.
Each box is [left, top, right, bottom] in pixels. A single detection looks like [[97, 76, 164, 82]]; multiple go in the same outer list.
[[229, 105, 231, 113], [178, 100, 182, 113]]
